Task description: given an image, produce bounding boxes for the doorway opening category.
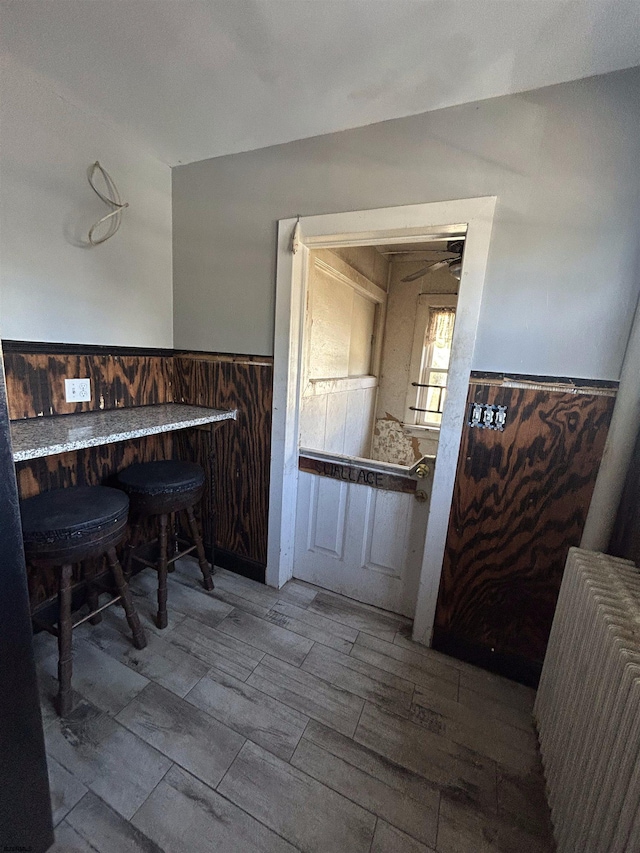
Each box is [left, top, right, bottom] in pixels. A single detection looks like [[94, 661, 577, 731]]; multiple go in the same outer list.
[[295, 239, 463, 616], [268, 199, 496, 644], [301, 240, 462, 467]]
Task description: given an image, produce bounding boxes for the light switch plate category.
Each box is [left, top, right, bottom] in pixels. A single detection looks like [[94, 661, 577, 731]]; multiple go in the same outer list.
[[469, 402, 507, 431], [65, 378, 91, 403]]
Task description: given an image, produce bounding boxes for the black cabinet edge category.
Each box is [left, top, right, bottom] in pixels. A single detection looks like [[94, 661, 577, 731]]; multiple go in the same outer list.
[[0, 351, 54, 852]]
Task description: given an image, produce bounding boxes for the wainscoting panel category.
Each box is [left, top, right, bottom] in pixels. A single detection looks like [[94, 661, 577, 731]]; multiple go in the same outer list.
[[173, 354, 273, 579], [4, 347, 177, 608], [432, 379, 616, 684], [4, 351, 173, 419], [5, 344, 274, 602]]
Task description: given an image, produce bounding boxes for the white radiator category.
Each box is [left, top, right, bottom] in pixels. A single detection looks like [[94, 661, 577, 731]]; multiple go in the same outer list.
[[535, 547, 640, 853]]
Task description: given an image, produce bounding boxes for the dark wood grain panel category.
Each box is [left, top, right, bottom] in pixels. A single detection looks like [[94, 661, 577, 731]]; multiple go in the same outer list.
[[610, 424, 640, 565], [5, 345, 272, 602], [433, 383, 615, 679], [5, 348, 176, 609], [4, 352, 173, 419], [173, 354, 273, 569]]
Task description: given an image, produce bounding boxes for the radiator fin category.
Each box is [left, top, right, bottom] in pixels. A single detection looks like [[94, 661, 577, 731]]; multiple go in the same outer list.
[[535, 547, 640, 852]]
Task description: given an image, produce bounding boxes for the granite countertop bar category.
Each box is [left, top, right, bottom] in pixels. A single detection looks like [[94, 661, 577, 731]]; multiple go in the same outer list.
[[10, 403, 237, 462]]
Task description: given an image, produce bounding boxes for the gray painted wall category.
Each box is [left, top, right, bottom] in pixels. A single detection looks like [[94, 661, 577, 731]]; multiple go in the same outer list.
[[173, 67, 640, 380], [1, 58, 173, 348]]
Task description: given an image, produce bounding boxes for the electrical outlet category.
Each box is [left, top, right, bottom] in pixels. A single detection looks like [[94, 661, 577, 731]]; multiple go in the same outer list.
[[65, 378, 91, 403]]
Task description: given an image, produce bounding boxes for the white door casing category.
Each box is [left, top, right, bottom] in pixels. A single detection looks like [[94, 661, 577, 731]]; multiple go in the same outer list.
[[268, 198, 497, 645]]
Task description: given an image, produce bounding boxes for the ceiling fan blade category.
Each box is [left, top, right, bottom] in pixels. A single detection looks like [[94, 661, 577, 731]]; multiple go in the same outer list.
[[402, 253, 459, 262], [401, 259, 449, 282], [401, 267, 430, 282], [381, 249, 458, 256]]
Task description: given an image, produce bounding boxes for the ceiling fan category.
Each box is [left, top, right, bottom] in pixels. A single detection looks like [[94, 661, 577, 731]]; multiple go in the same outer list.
[[400, 240, 464, 282]]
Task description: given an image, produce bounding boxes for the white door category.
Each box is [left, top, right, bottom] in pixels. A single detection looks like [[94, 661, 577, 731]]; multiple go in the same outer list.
[[293, 452, 430, 616]]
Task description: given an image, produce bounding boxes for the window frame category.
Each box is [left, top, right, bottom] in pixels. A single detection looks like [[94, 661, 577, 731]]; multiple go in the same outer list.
[[403, 293, 458, 432]]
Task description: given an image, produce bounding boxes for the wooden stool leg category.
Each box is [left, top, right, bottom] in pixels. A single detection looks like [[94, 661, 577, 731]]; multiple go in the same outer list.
[[84, 559, 102, 625], [124, 520, 142, 580], [107, 547, 147, 650], [57, 563, 74, 717], [156, 514, 169, 629], [167, 511, 176, 573], [186, 505, 214, 591]]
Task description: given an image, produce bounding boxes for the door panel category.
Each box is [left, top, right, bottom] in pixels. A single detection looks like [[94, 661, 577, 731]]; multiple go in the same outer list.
[[362, 489, 409, 577], [307, 476, 348, 558], [294, 458, 430, 616]]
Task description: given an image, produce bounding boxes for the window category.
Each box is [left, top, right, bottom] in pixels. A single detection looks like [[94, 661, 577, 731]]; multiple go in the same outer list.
[[405, 295, 457, 430], [414, 307, 455, 426]]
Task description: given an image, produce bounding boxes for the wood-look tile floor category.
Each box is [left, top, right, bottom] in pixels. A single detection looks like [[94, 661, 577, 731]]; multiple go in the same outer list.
[[35, 558, 555, 853]]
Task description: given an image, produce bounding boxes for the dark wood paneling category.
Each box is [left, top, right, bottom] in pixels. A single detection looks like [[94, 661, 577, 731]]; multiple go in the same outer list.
[[4, 352, 173, 419], [5, 345, 273, 604], [5, 349, 175, 609], [0, 348, 53, 852], [610, 424, 640, 565], [433, 382, 615, 683], [173, 355, 273, 572]]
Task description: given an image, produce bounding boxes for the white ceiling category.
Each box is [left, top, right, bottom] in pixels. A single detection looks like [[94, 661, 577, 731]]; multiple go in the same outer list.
[[2, 0, 639, 166]]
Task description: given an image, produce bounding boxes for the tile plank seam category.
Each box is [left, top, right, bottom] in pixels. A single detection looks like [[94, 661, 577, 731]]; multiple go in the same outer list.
[[93, 586, 532, 752], [172, 637, 506, 807], [210, 744, 354, 853], [49, 705, 538, 849], [63, 772, 284, 853], [178, 628, 267, 683], [74, 585, 535, 751], [41, 565, 551, 852], [289, 733, 439, 846], [268, 605, 397, 647], [208, 620, 458, 731], [128, 761, 176, 825]]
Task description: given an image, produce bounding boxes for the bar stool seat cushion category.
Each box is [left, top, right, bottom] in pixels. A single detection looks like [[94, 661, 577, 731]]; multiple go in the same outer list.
[[21, 486, 129, 545], [117, 460, 205, 496]]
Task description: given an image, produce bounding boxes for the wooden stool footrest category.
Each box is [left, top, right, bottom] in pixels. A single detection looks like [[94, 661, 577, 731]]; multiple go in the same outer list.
[[131, 538, 198, 570], [33, 592, 125, 636], [72, 595, 122, 630]]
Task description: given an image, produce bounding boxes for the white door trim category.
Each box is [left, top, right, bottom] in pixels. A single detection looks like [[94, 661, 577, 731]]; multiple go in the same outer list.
[[267, 198, 497, 646]]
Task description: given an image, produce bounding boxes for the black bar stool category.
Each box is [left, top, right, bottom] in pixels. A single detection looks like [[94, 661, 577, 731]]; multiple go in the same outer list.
[[116, 460, 214, 629], [21, 486, 147, 716]]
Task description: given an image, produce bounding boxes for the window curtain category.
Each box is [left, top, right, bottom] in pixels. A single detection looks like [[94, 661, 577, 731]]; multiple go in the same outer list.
[[426, 308, 456, 349]]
